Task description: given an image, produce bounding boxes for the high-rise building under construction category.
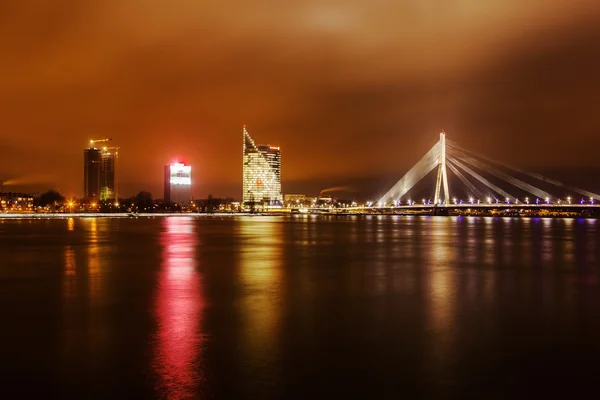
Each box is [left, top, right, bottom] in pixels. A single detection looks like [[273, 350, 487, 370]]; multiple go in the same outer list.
[[242, 127, 282, 206], [84, 139, 118, 200]]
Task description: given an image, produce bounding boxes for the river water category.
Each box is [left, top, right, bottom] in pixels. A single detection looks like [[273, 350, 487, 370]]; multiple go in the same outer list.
[[0, 216, 599, 398]]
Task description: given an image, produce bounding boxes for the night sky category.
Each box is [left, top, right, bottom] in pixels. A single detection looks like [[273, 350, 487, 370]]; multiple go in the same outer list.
[[1, 1, 600, 199]]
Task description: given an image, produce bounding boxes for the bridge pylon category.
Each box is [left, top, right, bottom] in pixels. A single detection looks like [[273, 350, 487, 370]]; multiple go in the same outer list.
[[433, 131, 450, 205]]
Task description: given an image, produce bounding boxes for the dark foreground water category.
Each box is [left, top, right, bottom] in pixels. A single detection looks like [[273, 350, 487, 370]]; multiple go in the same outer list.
[[0, 216, 599, 398]]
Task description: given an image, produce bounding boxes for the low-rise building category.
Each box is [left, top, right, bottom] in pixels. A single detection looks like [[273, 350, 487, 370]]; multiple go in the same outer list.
[[0, 192, 35, 211]]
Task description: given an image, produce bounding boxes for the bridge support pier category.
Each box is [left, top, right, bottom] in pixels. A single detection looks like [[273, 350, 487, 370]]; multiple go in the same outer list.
[[433, 131, 450, 205]]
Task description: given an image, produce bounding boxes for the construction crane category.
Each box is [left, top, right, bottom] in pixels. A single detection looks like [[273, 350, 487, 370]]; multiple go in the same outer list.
[[102, 146, 120, 155], [89, 138, 112, 147]]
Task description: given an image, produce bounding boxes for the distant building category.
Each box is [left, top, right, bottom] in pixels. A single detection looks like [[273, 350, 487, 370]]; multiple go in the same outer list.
[[84, 148, 101, 199], [284, 194, 316, 207], [164, 162, 192, 205], [0, 192, 34, 211], [100, 151, 116, 200], [84, 141, 118, 200], [242, 127, 283, 206]]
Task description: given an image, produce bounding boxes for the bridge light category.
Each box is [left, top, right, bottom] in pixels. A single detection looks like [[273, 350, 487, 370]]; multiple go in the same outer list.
[[567, 196, 571, 204], [487, 197, 492, 204], [545, 197, 550, 204], [591, 198, 595, 205], [453, 197, 457, 204], [469, 197, 474, 204], [525, 197, 529, 204], [422, 198, 425, 204]]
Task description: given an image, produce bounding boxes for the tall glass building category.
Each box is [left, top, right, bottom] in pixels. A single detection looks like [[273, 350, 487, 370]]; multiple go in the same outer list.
[[242, 127, 282, 206]]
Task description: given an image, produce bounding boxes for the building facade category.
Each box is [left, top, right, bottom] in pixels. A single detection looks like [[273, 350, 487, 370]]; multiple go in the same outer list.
[[83, 148, 101, 199], [84, 145, 117, 200], [242, 127, 283, 206], [100, 152, 116, 200], [0, 192, 34, 211], [164, 162, 192, 206]]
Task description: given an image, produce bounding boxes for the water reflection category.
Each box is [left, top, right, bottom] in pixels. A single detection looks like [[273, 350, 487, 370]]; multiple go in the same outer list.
[[154, 217, 204, 398], [63, 245, 77, 297], [237, 218, 283, 391]]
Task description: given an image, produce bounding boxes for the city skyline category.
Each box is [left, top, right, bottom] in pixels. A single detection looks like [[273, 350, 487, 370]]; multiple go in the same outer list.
[[1, 2, 600, 199]]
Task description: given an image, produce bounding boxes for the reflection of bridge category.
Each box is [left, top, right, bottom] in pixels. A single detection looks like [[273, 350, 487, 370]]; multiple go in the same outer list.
[[374, 132, 599, 213]]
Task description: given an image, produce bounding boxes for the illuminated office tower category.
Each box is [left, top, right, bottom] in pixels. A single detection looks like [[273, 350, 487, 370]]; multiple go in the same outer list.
[[164, 162, 192, 205], [242, 127, 282, 206]]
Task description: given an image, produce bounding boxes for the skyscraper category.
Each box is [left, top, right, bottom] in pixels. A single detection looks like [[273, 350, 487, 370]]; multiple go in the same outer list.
[[242, 127, 282, 206], [83, 140, 117, 200], [83, 148, 101, 199], [164, 162, 192, 205], [100, 151, 116, 200]]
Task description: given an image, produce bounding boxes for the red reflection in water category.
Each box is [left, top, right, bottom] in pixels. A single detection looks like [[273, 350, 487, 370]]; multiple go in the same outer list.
[[155, 217, 204, 399]]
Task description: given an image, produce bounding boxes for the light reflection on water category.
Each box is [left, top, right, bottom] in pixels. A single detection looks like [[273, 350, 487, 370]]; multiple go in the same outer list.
[[154, 217, 204, 399], [1, 215, 600, 398], [236, 217, 283, 391]]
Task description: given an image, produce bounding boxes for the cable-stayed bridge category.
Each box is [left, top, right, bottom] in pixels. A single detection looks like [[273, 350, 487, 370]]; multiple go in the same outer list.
[[366, 132, 600, 215]]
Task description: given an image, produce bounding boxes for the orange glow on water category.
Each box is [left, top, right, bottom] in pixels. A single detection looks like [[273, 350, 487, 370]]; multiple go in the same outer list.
[[154, 217, 204, 398]]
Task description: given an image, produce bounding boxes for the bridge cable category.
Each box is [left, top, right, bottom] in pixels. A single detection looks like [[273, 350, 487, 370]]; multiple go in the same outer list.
[[447, 140, 600, 200], [379, 142, 440, 205], [447, 147, 552, 200], [448, 158, 514, 201], [446, 160, 484, 199]]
